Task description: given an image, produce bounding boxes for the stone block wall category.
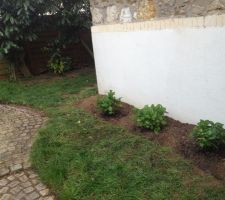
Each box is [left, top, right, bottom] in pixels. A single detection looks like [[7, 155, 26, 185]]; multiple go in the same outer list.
[[90, 0, 225, 25]]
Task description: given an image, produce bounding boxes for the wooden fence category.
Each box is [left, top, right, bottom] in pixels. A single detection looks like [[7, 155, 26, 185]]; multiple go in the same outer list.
[[0, 29, 94, 78], [25, 30, 94, 75], [0, 59, 9, 79]]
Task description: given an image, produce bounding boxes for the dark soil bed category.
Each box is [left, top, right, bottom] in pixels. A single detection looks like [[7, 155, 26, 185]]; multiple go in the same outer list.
[[76, 95, 225, 183]]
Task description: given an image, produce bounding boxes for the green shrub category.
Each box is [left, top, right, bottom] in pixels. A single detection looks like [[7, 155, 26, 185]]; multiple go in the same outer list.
[[192, 120, 225, 151], [135, 104, 167, 133], [46, 39, 72, 74], [48, 54, 72, 74], [97, 90, 121, 116]]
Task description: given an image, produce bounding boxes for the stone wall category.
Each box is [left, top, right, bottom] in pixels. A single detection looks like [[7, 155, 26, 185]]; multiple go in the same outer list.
[[90, 0, 225, 25]]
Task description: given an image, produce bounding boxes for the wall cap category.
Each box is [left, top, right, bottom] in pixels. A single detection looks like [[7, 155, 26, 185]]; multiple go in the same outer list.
[[91, 14, 225, 32]]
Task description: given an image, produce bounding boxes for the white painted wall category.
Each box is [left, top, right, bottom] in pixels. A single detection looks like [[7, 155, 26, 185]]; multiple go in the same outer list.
[[92, 27, 225, 124]]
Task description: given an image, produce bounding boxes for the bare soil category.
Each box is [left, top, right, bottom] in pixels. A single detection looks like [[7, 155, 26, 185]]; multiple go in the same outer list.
[[76, 95, 225, 183]]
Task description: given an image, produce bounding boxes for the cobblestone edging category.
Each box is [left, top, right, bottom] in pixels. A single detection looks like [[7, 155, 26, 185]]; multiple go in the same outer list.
[[0, 104, 56, 200], [0, 105, 46, 177], [0, 170, 55, 200], [92, 14, 225, 32]]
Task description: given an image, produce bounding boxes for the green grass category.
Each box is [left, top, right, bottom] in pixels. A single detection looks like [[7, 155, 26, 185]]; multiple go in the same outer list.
[[0, 69, 225, 200], [0, 71, 96, 109]]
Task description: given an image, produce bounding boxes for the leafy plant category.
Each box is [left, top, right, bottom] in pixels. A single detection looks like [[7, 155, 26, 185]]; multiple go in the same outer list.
[[48, 54, 71, 74], [192, 120, 225, 151], [0, 0, 91, 79], [0, 0, 43, 79], [42, 0, 92, 73], [46, 39, 72, 74], [135, 104, 167, 133], [97, 90, 121, 116]]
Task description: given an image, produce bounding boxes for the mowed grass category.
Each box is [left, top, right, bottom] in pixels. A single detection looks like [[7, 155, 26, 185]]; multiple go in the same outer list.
[[0, 70, 96, 109], [0, 69, 224, 200]]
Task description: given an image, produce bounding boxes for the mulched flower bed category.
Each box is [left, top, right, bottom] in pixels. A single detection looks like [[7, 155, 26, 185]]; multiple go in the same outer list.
[[75, 95, 225, 183]]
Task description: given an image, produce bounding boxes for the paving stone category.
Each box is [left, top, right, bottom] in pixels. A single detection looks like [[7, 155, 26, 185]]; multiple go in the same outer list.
[[0, 168, 10, 177], [15, 172, 25, 177], [1, 194, 13, 200], [42, 196, 55, 200], [0, 105, 55, 200], [0, 186, 9, 194], [0, 178, 8, 187], [8, 181, 20, 188], [21, 181, 32, 188], [0, 105, 45, 176], [25, 191, 40, 200], [24, 186, 34, 194], [29, 173, 38, 179], [31, 178, 39, 185], [40, 189, 50, 196], [0, 171, 56, 199], [7, 176, 15, 181], [18, 175, 29, 182], [17, 191, 26, 199], [23, 161, 32, 169], [35, 183, 47, 191], [10, 164, 22, 172], [10, 185, 22, 195]]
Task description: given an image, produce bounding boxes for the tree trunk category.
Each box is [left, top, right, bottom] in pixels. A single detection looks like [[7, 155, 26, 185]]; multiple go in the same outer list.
[[9, 63, 16, 81], [19, 62, 32, 77], [18, 54, 32, 77]]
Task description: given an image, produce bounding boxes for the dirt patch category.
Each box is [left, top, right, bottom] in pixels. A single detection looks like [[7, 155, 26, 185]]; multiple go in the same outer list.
[[76, 95, 135, 129], [76, 95, 225, 183]]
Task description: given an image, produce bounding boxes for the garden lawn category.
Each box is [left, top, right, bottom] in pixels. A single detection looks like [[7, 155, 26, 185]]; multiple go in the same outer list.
[[0, 69, 225, 200]]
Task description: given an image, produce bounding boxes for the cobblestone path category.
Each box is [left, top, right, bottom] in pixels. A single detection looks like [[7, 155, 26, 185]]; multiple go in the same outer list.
[[0, 105, 56, 200]]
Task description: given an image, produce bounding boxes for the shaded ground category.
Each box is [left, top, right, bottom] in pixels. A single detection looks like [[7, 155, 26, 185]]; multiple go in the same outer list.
[[76, 95, 225, 183]]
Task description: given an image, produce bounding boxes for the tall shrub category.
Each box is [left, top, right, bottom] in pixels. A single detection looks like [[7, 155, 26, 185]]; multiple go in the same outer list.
[[0, 0, 92, 79], [43, 0, 92, 74], [0, 0, 43, 79]]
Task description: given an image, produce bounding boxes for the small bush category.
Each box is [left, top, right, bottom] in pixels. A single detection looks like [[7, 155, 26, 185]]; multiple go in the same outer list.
[[48, 55, 72, 74], [135, 104, 167, 133], [97, 90, 121, 116], [192, 120, 225, 151]]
